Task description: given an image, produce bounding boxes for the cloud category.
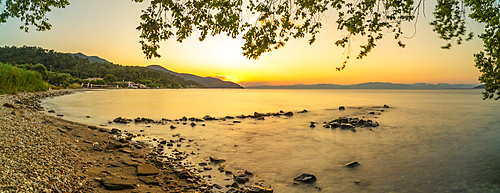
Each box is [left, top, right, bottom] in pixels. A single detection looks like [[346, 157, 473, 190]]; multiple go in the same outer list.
[[209, 75, 229, 81]]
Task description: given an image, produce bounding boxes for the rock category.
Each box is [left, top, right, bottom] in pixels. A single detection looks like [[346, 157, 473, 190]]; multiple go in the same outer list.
[[47, 110, 55, 113], [369, 112, 375, 114], [339, 106, 345, 110], [170, 125, 176, 129], [234, 175, 249, 183], [247, 185, 274, 193], [56, 114, 64, 117], [284, 112, 293, 116], [138, 176, 159, 185], [110, 128, 121, 134], [190, 122, 196, 126], [175, 169, 194, 179], [383, 104, 390, 108], [57, 128, 67, 133], [3, 103, 16, 109], [137, 163, 160, 176], [340, 123, 354, 129], [345, 161, 360, 167], [106, 142, 123, 150], [294, 173, 317, 183], [310, 123, 315, 128], [233, 120, 241, 123], [298, 109, 308, 113], [254, 112, 263, 117], [210, 156, 226, 163], [122, 159, 139, 167], [100, 179, 135, 190], [213, 184, 223, 189]]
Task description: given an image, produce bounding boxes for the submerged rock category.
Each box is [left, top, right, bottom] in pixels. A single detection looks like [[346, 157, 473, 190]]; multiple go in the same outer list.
[[294, 173, 317, 183]]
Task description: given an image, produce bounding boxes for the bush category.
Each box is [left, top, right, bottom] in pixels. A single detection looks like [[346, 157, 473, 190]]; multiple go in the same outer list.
[[0, 63, 48, 94]]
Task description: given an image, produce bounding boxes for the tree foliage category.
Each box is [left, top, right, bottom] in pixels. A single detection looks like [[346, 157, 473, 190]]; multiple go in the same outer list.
[[0, 0, 69, 32], [0, 46, 206, 88]]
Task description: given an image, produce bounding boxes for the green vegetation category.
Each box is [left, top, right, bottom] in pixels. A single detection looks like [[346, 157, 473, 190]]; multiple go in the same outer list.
[[0, 46, 206, 89], [0, 62, 48, 94]]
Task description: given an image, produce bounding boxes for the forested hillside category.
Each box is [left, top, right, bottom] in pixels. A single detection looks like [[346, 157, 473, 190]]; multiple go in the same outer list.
[[0, 46, 205, 88]]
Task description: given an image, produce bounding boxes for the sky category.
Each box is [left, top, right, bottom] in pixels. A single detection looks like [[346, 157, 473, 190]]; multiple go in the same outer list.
[[0, 0, 485, 86]]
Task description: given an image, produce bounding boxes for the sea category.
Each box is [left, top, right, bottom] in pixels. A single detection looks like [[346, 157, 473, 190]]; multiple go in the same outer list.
[[42, 89, 500, 192]]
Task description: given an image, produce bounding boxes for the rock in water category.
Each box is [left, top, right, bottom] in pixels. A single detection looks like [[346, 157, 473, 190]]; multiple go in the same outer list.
[[100, 179, 135, 190], [293, 173, 317, 183], [247, 185, 274, 193], [137, 163, 160, 176], [345, 161, 360, 167]]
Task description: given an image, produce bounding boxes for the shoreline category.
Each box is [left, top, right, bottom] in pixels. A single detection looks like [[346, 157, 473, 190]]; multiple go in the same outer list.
[[0, 89, 273, 193]]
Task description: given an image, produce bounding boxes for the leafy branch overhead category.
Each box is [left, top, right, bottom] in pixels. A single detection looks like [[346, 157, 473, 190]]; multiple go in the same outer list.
[[0, 0, 69, 32], [134, 0, 499, 99]]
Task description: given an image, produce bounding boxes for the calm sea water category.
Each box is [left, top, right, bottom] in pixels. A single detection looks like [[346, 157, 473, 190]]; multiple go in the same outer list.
[[42, 89, 500, 192]]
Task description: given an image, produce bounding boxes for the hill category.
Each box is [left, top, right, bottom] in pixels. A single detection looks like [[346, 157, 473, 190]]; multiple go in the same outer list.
[[147, 65, 244, 88], [0, 46, 205, 88], [247, 82, 480, 89], [68, 52, 111, 64]]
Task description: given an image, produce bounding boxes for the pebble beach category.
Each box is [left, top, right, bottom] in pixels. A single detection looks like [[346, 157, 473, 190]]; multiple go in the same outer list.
[[0, 90, 275, 193]]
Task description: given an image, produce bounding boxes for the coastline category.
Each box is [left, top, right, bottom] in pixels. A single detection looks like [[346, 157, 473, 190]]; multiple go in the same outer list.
[[1, 90, 272, 193]]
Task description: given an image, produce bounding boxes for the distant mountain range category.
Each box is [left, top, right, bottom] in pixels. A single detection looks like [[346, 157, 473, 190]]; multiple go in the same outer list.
[[247, 82, 482, 89], [147, 65, 243, 89], [68, 52, 111, 64], [69, 53, 243, 88]]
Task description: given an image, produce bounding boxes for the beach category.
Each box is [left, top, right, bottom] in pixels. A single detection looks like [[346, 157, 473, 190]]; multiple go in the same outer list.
[[0, 90, 269, 193]]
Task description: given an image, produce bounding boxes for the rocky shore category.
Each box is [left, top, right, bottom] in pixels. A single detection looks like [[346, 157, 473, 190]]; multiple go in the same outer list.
[[0, 90, 277, 193]]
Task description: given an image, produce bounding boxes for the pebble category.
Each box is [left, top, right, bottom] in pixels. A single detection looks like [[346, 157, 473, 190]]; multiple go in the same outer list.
[[0, 90, 85, 192]]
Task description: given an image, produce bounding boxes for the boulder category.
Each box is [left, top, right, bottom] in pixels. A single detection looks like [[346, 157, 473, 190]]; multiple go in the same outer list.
[[48, 110, 55, 113], [339, 106, 345, 110], [284, 112, 293, 116], [100, 179, 135, 190], [294, 173, 317, 183], [254, 112, 263, 117], [137, 163, 160, 176], [383, 104, 390, 108]]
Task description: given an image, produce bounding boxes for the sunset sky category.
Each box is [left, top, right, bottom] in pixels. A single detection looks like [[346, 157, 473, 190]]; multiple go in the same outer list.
[[0, 0, 485, 86]]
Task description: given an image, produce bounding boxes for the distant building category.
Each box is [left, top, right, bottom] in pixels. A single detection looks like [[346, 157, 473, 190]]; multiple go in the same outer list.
[[127, 81, 138, 88]]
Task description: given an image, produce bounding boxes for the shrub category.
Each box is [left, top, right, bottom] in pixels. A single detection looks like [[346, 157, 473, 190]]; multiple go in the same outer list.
[[0, 63, 48, 94]]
